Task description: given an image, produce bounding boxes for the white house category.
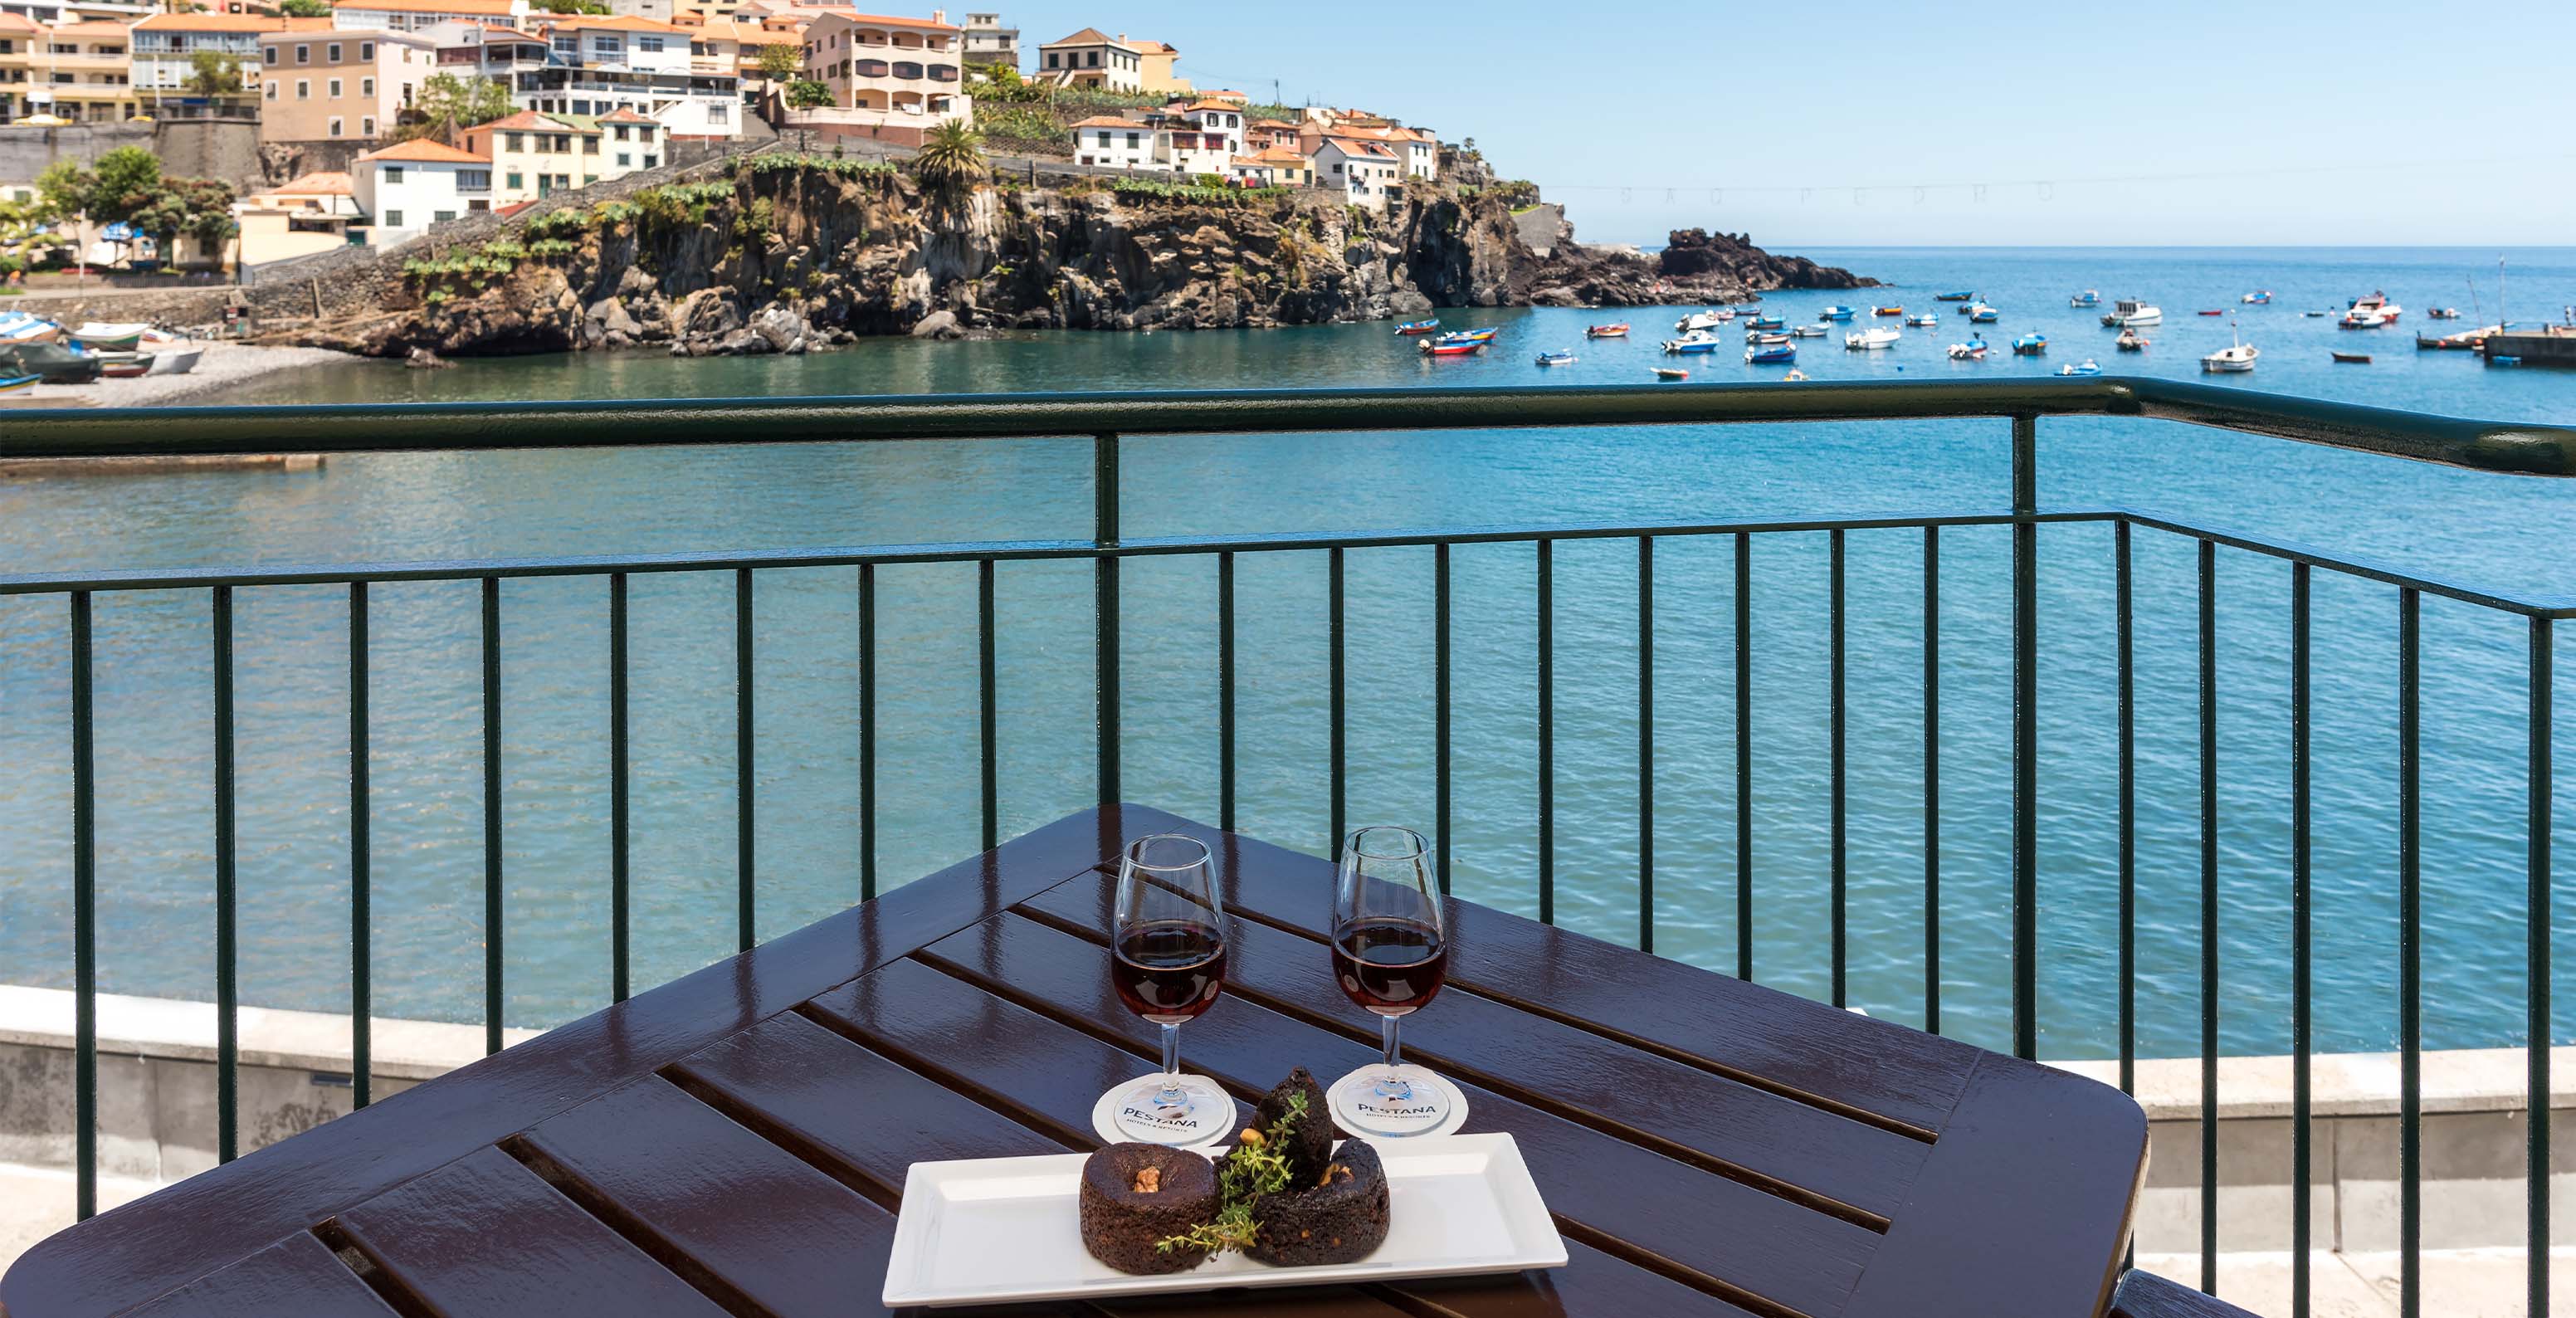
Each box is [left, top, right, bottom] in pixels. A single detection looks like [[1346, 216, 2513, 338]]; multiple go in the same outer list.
[[352, 136, 490, 244], [520, 12, 739, 136], [334, 0, 529, 33], [1069, 113, 1157, 171], [1310, 134, 1402, 210], [1168, 97, 1242, 157]]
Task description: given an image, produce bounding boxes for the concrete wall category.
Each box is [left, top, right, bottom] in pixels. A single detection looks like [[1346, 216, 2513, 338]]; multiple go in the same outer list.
[[0, 119, 264, 189], [0, 121, 153, 187]]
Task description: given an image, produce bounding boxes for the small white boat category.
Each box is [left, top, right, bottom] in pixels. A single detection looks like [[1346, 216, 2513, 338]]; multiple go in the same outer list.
[[1905, 311, 1941, 327], [2099, 300, 2160, 329], [139, 332, 202, 375], [1788, 325, 1827, 338], [1534, 349, 1578, 367], [69, 321, 149, 352], [0, 311, 63, 344], [1845, 327, 1900, 350], [2339, 290, 2402, 328], [2202, 323, 2258, 373], [1948, 338, 1989, 360], [1676, 310, 1731, 332]]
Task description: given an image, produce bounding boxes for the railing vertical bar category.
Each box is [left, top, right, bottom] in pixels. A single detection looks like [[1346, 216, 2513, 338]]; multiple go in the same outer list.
[[735, 568, 754, 954], [1537, 539, 1554, 927], [1434, 542, 1451, 896], [608, 573, 629, 1003], [2291, 562, 2312, 1318], [2198, 537, 2219, 1294], [1638, 535, 1655, 954], [2398, 586, 2421, 1318], [2011, 415, 2037, 1061], [481, 576, 503, 1057], [1095, 432, 1120, 809], [2118, 522, 2135, 1102], [348, 583, 371, 1106], [1829, 527, 1846, 1007], [859, 563, 877, 902], [1923, 525, 1940, 1034], [1217, 551, 1236, 832], [1329, 545, 1346, 854], [1735, 530, 1753, 982], [71, 591, 95, 1221], [978, 559, 998, 853], [2529, 615, 2553, 1318], [212, 585, 238, 1164]]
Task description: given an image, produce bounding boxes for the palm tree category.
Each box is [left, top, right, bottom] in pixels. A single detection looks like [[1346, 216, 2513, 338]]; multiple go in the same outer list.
[[912, 120, 988, 203]]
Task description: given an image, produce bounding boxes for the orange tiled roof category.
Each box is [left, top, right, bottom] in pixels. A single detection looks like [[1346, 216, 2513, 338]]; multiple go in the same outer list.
[[1249, 144, 1307, 164], [1042, 26, 1115, 46], [0, 13, 39, 32], [51, 20, 134, 36], [135, 12, 285, 32], [1177, 99, 1240, 114], [275, 170, 355, 194], [1320, 135, 1396, 159], [338, 0, 520, 12], [1069, 114, 1139, 129], [471, 109, 572, 131], [598, 106, 656, 123], [357, 137, 490, 163]]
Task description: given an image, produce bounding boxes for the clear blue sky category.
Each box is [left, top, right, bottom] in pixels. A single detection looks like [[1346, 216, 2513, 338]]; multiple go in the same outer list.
[[990, 0, 2576, 247]]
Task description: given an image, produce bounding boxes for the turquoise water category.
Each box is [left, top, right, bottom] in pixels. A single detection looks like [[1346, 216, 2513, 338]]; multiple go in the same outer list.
[[1, 245, 2570, 1062]]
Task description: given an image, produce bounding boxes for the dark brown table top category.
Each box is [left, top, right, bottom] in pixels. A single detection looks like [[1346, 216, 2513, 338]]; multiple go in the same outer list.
[[3, 806, 2148, 1318]]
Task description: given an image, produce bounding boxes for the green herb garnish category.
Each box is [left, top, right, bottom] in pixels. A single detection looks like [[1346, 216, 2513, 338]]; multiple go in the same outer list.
[[1154, 1090, 1310, 1256]]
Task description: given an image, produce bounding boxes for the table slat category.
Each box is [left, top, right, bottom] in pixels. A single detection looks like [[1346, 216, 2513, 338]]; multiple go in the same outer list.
[[911, 912, 1874, 1318], [809, 958, 1757, 1318], [332, 1145, 724, 1318], [1117, 805, 1982, 1134], [519, 1072, 899, 1318], [1020, 876, 1929, 1223], [117, 1232, 397, 1318]]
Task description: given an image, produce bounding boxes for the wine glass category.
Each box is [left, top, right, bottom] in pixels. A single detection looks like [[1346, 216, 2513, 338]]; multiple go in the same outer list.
[[1105, 833, 1233, 1145], [1327, 825, 1454, 1135]]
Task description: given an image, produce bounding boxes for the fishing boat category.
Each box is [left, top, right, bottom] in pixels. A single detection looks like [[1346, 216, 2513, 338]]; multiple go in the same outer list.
[[1818, 305, 1856, 321], [1967, 303, 1999, 324], [1845, 327, 1900, 350], [1534, 349, 1578, 366], [1871, 305, 1904, 317], [1585, 323, 1630, 339], [1947, 339, 1989, 360], [2425, 307, 2461, 320], [1652, 367, 1690, 381], [1746, 343, 1798, 364], [2197, 310, 2225, 317], [0, 311, 62, 344], [2115, 328, 2148, 351], [2339, 291, 2401, 328], [1676, 310, 1730, 332], [1661, 332, 1725, 354], [2057, 359, 2103, 377], [1746, 313, 1785, 330], [2098, 300, 2160, 328], [0, 373, 37, 396], [2070, 290, 2101, 307], [2201, 322, 2258, 373], [1789, 325, 1827, 338], [96, 352, 154, 378], [2303, 310, 2330, 317], [2415, 325, 2496, 350], [1745, 330, 1792, 344], [2242, 290, 2272, 305], [1394, 319, 1441, 335], [1421, 339, 1485, 357], [2332, 351, 2372, 364], [67, 322, 148, 352], [1436, 327, 1499, 344], [139, 332, 202, 375], [2011, 332, 2047, 355], [1905, 311, 1940, 328], [1934, 290, 1975, 301], [0, 341, 99, 383]]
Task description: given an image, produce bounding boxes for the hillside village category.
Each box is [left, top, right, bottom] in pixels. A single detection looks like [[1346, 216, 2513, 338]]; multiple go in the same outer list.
[[0, 0, 1468, 275]]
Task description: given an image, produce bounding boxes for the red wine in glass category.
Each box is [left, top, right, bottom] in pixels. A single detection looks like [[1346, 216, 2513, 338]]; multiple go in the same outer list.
[[1114, 919, 1227, 1023], [1332, 916, 1446, 1014]]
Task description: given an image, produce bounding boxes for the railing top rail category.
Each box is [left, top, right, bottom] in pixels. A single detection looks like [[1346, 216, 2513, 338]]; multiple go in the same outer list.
[[7, 378, 2572, 476]]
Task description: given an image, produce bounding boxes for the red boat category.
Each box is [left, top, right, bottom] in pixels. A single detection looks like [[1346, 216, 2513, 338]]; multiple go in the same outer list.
[[1586, 323, 1630, 338], [1421, 340, 1485, 356], [1395, 319, 1440, 335], [2198, 310, 2224, 316]]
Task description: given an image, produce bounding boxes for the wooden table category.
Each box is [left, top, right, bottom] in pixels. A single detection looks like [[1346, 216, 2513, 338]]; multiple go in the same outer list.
[[3, 806, 2148, 1318]]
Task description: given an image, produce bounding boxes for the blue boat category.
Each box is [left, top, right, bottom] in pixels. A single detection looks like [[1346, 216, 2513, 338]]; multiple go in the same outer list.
[[1934, 290, 1975, 301], [2057, 358, 2103, 377], [1819, 305, 1856, 321], [1434, 328, 1497, 346], [1745, 343, 1797, 364], [1746, 314, 1785, 330], [2012, 332, 2048, 355], [1534, 350, 1578, 367], [2070, 290, 2100, 307], [1968, 303, 1999, 324], [1661, 334, 1724, 354]]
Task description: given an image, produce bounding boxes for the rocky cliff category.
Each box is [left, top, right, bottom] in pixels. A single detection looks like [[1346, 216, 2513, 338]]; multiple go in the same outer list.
[[279, 156, 1867, 358]]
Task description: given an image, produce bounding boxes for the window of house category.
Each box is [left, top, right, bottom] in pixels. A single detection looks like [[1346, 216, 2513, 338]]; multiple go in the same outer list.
[[612, 124, 629, 140], [1126, 131, 1139, 149], [362, 115, 374, 135], [572, 98, 590, 114], [1086, 50, 1097, 66], [295, 78, 310, 97], [385, 166, 403, 182], [637, 36, 661, 51], [582, 135, 597, 153], [384, 208, 402, 225], [552, 36, 576, 54], [459, 168, 489, 188], [359, 41, 373, 59], [505, 131, 524, 151], [360, 76, 373, 95], [433, 208, 455, 222], [642, 154, 658, 167], [554, 173, 570, 187], [326, 41, 341, 61], [615, 151, 628, 166], [708, 102, 727, 122], [328, 116, 342, 135], [263, 80, 276, 98], [505, 170, 522, 188], [594, 35, 622, 54], [262, 46, 276, 64], [583, 173, 597, 185], [1045, 51, 1056, 66], [327, 77, 341, 96]]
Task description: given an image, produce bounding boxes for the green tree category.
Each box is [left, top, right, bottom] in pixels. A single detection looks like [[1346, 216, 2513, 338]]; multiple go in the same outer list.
[[785, 79, 833, 110], [35, 159, 95, 222], [400, 72, 515, 144], [280, 0, 332, 16], [129, 177, 237, 260], [911, 119, 987, 203], [754, 41, 800, 84], [187, 50, 244, 96], [87, 147, 163, 225]]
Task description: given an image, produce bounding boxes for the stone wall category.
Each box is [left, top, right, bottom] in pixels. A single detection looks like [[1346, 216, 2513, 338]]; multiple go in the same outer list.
[[255, 137, 374, 187], [0, 119, 266, 189], [0, 122, 153, 188]]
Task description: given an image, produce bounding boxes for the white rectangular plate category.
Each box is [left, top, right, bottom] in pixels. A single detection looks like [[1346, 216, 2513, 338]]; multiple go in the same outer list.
[[882, 1133, 1566, 1307]]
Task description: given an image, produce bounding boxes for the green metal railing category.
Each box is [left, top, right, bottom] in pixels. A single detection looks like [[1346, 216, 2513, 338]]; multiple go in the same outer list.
[[6, 378, 2573, 1317]]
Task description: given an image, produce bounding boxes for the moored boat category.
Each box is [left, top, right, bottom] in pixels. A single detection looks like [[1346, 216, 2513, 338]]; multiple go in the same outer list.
[[0, 341, 103, 383], [2415, 325, 2496, 350], [1818, 305, 1856, 322], [2100, 300, 2160, 328], [2425, 307, 2461, 320], [2197, 310, 2225, 316], [1421, 339, 1485, 356], [1661, 332, 1724, 354], [1745, 330, 1792, 344], [1968, 303, 1999, 323], [1906, 311, 1940, 327], [2202, 322, 2258, 373], [0, 311, 63, 344], [1789, 324, 1827, 338], [1585, 323, 1630, 339], [2115, 328, 2148, 351], [1395, 319, 1440, 335], [0, 373, 37, 395], [68, 322, 149, 352], [1845, 327, 1900, 350], [1871, 305, 1904, 317], [1934, 290, 1975, 301], [96, 352, 154, 378], [139, 332, 202, 375], [1534, 349, 1578, 366], [1746, 343, 1797, 364], [2331, 351, 2371, 364], [2011, 332, 2047, 355], [2242, 290, 2272, 305], [1652, 367, 1690, 380], [1947, 338, 1989, 360], [1745, 313, 1784, 330], [2057, 359, 2103, 377], [1676, 310, 1730, 332], [2070, 290, 2101, 307], [2339, 291, 2401, 328]]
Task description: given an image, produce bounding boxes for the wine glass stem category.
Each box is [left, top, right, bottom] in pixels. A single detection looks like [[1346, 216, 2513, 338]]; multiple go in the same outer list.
[[1374, 1012, 1412, 1102], [1156, 1021, 1183, 1103], [1381, 1012, 1402, 1071]]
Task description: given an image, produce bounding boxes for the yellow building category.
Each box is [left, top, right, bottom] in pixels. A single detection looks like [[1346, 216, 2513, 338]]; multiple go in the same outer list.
[[457, 106, 662, 205], [232, 170, 360, 267], [0, 16, 140, 124], [1134, 37, 1187, 95]]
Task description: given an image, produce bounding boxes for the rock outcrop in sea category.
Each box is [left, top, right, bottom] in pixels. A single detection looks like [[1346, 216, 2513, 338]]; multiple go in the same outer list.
[[279, 156, 1871, 359]]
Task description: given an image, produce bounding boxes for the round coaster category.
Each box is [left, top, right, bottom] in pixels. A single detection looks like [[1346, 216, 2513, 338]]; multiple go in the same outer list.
[[1325, 1064, 1471, 1140], [1090, 1074, 1242, 1149]]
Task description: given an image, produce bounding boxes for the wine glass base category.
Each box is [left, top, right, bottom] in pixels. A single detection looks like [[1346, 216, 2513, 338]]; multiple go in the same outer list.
[[1091, 1073, 1239, 1147], [1325, 1064, 1469, 1139]]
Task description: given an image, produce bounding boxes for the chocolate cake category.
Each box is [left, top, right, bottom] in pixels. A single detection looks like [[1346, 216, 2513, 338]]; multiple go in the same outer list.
[[1247, 1137, 1392, 1267], [1244, 1067, 1334, 1184], [1078, 1143, 1221, 1276]]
